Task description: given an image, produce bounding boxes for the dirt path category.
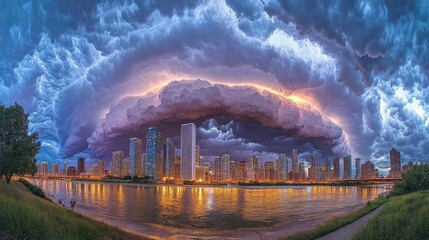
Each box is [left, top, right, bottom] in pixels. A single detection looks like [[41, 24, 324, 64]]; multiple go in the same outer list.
[[316, 204, 385, 240]]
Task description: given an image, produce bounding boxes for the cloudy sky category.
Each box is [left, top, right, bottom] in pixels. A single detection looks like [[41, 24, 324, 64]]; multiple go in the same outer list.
[[1, 0, 428, 174]]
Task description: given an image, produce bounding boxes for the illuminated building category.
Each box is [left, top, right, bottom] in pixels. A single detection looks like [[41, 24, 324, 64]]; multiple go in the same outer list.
[[98, 160, 106, 176], [38, 162, 48, 175], [146, 127, 162, 178], [77, 158, 85, 175], [292, 148, 298, 175], [121, 158, 131, 177], [355, 158, 361, 179], [62, 161, 67, 175], [129, 138, 143, 176], [214, 156, 221, 181], [111, 151, 124, 176], [298, 162, 306, 181], [308, 155, 316, 181], [91, 164, 98, 176], [203, 162, 210, 182], [229, 160, 236, 181], [389, 148, 402, 178], [250, 156, 259, 181], [181, 123, 196, 181], [361, 161, 378, 179], [343, 155, 352, 180], [196, 156, 205, 181], [52, 162, 59, 175], [236, 161, 247, 181], [264, 161, 275, 181], [221, 154, 230, 181], [67, 166, 77, 176], [247, 167, 254, 181], [174, 155, 181, 179], [163, 138, 176, 178], [142, 153, 146, 176], [333, 157, 340, 179], [277, 154, 287, 181]]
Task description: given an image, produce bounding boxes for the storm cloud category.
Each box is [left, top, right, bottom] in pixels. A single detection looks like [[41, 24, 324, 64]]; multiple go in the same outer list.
[[0, 0, 427, 171]]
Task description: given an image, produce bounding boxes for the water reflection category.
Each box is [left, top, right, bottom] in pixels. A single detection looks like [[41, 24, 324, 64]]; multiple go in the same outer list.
[[32, 179, 387, 235]]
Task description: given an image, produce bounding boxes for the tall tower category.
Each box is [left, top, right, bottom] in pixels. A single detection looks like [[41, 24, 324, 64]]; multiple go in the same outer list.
[[77, 158, 85, 175], [333, 157, 340, 179], [146, 127, 162, 178], [98, 160, 106, 176], [163, 138, 176, 178], [221, 154, 230, 181], [355, 158, 361, 179], [389, 148, 401, 178], [111, 151, 124, 176], [277, 154, 287, 181], [181, 123, 196, 181], [343, 155, 352, 180], [250, 156, 259, 181], [292, 149, 298, 173], [129, 138, 143, 176]]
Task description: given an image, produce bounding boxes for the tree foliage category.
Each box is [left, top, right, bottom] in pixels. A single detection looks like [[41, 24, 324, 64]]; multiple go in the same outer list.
[[390, 163, 429, 196], [0, 103, 41, 183]]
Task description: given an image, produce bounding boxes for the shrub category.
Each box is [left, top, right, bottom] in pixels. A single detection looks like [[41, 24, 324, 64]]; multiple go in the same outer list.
[[18, 178, 47, 199], [390, 163, 429, 196]]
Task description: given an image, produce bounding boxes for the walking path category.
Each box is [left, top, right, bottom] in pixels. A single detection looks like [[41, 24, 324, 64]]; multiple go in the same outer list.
[[316, 204, 386, 240]]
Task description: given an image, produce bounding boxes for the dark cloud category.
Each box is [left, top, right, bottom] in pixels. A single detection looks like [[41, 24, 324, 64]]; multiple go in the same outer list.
[[0, 0, 427, 170]]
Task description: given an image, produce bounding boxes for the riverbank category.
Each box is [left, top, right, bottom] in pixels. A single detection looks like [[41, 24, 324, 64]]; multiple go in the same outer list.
[[284, 196, 388, 240], [353, 190, 429, 239], [0, 180, 145, 240]]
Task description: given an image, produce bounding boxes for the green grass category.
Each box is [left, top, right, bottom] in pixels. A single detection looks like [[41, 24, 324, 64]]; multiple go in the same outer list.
[[285, 196, 388, 240], [353, 190, 429, 240], [0, 180, 144, 240]]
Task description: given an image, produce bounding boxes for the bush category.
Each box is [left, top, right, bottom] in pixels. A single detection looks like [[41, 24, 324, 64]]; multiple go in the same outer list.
[[18, 178, 47, 199], [390, 163, 429, 196]]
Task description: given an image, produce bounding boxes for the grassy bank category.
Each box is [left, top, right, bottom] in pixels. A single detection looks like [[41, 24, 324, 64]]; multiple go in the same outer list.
[[353, 190, 429, 240], [285, 196, 388, 240], [0, 180, 144, 240]]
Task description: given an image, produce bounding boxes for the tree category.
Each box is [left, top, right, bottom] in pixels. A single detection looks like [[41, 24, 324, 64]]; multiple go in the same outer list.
[[0, 103, 41, 183], [390, 163, 429, 196]]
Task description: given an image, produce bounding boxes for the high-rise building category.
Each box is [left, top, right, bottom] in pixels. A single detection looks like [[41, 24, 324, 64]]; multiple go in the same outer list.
[[308, 155, 317, 181], [111, 151, 124, 176], [250, 156, 259, 181], [343, 155, 352, 180], [355, 158, 361, 179], [98, 160, 106, 176], [38, 162, 49, 175], [77, 158, 85, 175], [220, 154, 230, 181], [402, 161, 414, 172], [62, 161, 67, 175], [292, 149, 298, 174], [298, 162, 306, 181], [129, 138, 143, 177], [142, 153, 146, 176], [91, 164, 99, 176], [181, 123, 196, 181], [214, 156, 222, 181], [333, 157, 340, 179], [203, 162, 210, 182], [146, 127, 162, 178], [361, 161, 378, 179], [163, 138, 176, 178], [264, 161, 275, 181], [236, 161, 247, 181], [52, 162, 59, 175], [195, 145, 204, 181], [229, 160, 236, 181], [389, 148, 402, 178], [174, 155, 181, 179], [121, 158, 131, 177], [67, 166, 77, 176], [277, 154, 287, 181]]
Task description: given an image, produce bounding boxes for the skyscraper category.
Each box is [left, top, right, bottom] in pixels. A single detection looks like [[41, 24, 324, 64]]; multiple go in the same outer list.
[[214, 156, 221, 181], [355, 158, 361, 179], [220, 154, 230, 181], [343, 155, 352, 180], [163, 138, 175, 178], [361, 161, 378, 179], [333, 157, 340, 180], [292, 149, 298, 174], [121, 158, 131, 177], [98, 160, 106, 176], [298, 162, 306, 181], [264, 162, 275, 181], [38, 162, 49, 175], [146, 127, 162, 178], [389, 148, 401, 178], [250, 156, 259, 181], [77, 158, 85, 175], [277, 154, 287, 181], [111, 151, 124, 176], [237, 161, 247, 181], [129, 138, 143, 176], [52, 162, 59, 175], [308, 155, 316, 181], [181, 123, 196, 181], [229, 160, 236, 181]]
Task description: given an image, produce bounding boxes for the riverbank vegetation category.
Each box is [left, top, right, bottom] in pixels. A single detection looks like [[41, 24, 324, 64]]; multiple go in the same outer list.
[[0, 180, 143, 240], [353, 190, 429, 240], [390, 163, 429, 196], [284, 196, 388, 240], [18, 177, 47, 198]]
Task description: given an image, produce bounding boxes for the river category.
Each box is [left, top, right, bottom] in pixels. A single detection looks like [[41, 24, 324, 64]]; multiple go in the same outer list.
[[30, 179, 389, 239]]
